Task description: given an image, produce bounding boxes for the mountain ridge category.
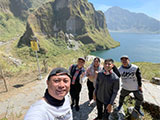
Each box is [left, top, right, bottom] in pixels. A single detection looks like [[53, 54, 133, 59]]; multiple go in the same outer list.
[[105, 6, 160, 33]]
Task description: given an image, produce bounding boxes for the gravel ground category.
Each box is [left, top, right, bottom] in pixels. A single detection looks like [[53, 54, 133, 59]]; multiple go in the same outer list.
[[0, 76, 98, 120], [0, 73, 159, 120], [72, 81, 98, 120], [0, 76, 47, 120]]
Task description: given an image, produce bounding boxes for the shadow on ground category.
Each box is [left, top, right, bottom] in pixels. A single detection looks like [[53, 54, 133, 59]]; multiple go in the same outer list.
[[72, 100, 96, 120]]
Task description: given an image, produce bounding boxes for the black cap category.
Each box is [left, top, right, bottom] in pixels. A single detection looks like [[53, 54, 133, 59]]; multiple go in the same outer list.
[[47, 67, 71, 80]]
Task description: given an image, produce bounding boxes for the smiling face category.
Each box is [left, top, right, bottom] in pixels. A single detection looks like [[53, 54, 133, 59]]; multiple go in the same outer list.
[[94, 58, 100, 68], [104, 60, 113, 71], [77, 59, 85, 69], [121, 57, 130, 67], [47, 74, 71, 100]]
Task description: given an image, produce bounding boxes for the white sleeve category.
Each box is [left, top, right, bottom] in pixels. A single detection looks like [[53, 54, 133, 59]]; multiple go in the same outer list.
[[24, 106, 47, 120]]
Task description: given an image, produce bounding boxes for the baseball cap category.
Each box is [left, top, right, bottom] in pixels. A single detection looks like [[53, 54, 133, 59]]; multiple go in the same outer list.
[[78, 57, 85, 62], [47, 67, 71, 80], [120, 55, 129, 60]]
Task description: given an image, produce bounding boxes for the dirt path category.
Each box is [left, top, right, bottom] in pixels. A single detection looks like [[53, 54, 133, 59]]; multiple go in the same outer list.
[[0, 76, 98, 120], [0, 76, 47, 120], [0, 75, 160, 119]]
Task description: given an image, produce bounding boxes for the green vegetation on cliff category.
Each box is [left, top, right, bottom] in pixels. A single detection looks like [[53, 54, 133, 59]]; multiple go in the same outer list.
[[0, 12, 25, 41], [0, 0, 50, 42], [18, 0, 119, 55]]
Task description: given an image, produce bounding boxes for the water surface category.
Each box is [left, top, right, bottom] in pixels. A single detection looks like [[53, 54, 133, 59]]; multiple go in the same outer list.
[[91, 33, 160, 63]]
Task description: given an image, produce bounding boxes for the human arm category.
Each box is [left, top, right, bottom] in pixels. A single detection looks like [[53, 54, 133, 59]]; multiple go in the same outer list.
[[93, 73, 100, 100], [24, 106, 46, 120], [80, 70, 86, 84], [112, 65, 121, 77], [109, 78, 120, 105], [136, 68, 142, 91], [69, 64, 73, 71], [86, 67, 95, 81], [24, 114, 45, 120]]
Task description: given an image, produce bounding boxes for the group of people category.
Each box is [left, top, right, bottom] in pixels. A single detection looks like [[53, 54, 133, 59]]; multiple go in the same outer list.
[[24, 55, 144, 120]]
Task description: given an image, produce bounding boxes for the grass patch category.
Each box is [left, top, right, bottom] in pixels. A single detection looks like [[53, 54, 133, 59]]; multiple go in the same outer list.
[[0, 12, 25, 42], [114, 62, 160, 81], [0, 118, 8, 120], [0, 36, 86, 86], [123, 96, 153, 120], [134, 62, 160, 81]]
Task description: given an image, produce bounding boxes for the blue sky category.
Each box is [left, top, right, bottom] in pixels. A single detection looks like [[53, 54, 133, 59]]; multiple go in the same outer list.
[[88, 0, 160, 21]]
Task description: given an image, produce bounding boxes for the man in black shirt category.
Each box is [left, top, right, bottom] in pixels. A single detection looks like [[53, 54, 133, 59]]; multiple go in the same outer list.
[[94, 59, 120, 120]]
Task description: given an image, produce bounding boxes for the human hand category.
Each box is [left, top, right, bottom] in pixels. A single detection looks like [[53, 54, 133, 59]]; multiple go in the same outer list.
[[139, 87, 142, 92], [95, 70, 98, 74], [106, 104, 112, 113], [80, 72, 85, 78]]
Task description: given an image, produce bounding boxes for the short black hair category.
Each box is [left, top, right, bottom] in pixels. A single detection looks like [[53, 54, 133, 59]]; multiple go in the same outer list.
[[94, 57, 101, 62], [104, 58, 114, 63]]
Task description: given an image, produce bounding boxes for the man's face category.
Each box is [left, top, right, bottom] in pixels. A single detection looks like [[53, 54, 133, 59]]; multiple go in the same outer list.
[[121, 58, 130, 67], [77, 59, 85, 68], [104, 61, 113, 71], [47, 74, 71, 100]]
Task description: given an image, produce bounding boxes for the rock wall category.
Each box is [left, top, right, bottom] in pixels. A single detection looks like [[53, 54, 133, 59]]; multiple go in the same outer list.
[[18, 0, 119, 51], [142, 102, 160, 119]]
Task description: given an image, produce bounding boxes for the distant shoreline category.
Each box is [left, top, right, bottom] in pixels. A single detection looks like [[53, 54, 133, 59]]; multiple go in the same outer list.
[[91, 32, 160, 63], [89, 53, 160, 63], [108, 30, 160, 34]]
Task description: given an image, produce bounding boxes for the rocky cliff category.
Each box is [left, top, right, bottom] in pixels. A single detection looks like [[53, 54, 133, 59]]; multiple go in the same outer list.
[[0, 0, 49, 20], [0, 0, 49, 41], [18, 0, 119, 52]]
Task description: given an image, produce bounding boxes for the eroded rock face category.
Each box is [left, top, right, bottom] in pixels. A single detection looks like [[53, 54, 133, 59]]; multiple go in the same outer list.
[[0, 0, 10, 13], [0, 0, 49, 20], [18, 0, 119, 51]]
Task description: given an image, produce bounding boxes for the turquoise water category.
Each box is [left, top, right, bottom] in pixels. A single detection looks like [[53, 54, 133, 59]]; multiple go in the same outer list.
[[91, 32, 160, 63]]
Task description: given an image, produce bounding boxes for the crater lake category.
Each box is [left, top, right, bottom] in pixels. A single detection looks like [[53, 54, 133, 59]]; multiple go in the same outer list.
[[91, 32, 160, 63]]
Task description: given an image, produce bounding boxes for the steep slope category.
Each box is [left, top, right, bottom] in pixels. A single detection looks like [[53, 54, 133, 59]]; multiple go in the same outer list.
[[9, 0, 50, 20], [18, 0, 119, 52], [0, 0, 49, 41], [105, 6, 160, 33], [0, 0, 25, 41], [0, 0, 50, 19]]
